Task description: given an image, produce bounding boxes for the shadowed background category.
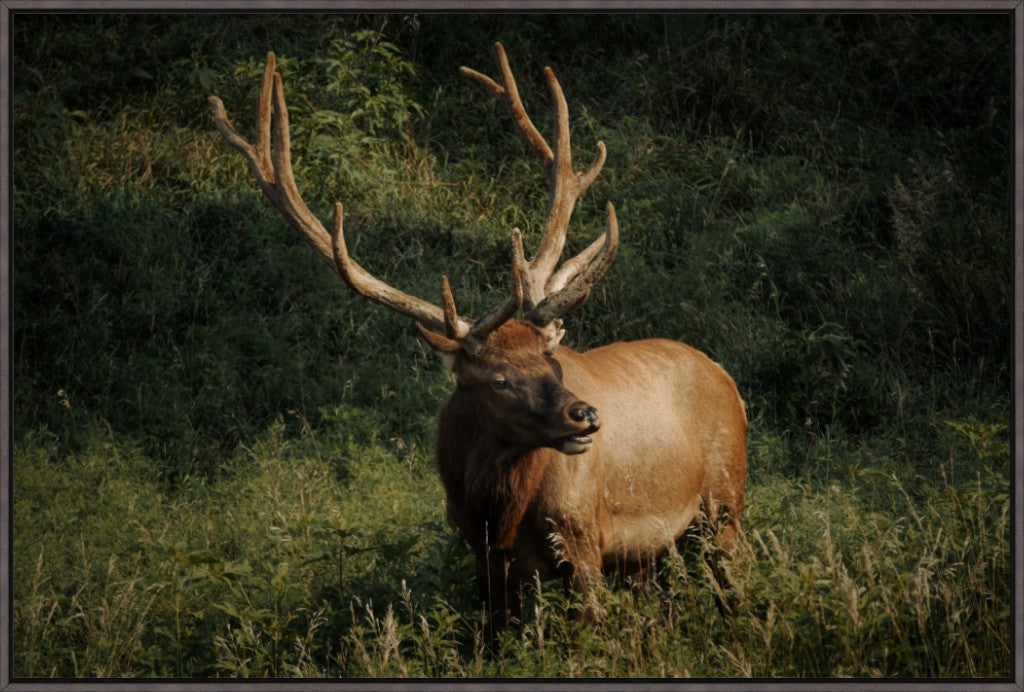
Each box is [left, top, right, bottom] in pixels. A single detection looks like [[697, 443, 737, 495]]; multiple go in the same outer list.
[[11, 13, 1012, 677]]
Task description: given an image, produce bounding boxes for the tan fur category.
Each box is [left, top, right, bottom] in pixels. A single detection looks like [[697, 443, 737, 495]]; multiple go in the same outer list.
[[433, 321, 747, 630]]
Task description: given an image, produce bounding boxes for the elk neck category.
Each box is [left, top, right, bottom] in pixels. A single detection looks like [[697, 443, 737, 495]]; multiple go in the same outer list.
[[440, 383, 554, 553]]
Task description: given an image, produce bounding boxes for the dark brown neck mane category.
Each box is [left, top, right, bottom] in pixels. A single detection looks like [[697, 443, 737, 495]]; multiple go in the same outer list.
[[442, 387, 552, 553]]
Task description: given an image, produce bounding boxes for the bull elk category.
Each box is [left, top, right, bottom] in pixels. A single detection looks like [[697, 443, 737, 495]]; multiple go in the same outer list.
[[209, 44, 747, 633]]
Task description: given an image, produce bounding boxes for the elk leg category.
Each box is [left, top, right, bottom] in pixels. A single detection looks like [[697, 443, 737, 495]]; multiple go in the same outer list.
[[705, 547, 736, 622], [554, 530, 603, 625], [478, 549, 522, 644], [698, 497, 740, 630], [627, 550, 664, 592]]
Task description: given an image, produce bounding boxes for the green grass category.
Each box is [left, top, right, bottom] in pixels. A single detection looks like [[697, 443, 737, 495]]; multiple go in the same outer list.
[[10, 13, 1012, 678]]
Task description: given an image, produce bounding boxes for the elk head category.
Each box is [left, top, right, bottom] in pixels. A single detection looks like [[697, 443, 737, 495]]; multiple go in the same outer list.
[[208, 44, 617, 453], [421, 320, 600, 454]]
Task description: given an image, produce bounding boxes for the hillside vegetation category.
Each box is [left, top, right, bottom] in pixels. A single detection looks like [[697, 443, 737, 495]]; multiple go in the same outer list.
[[11, 14, 1012, 678]]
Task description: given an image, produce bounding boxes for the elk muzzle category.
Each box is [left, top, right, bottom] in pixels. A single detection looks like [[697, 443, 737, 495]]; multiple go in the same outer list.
[[558, 402, 600, 455]]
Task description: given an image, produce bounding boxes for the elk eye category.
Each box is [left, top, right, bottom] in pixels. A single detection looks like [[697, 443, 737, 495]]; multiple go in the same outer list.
[[492, 377, 510, 391]]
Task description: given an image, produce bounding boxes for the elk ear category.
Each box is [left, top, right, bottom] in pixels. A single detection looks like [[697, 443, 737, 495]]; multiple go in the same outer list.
[[416, 323, 462, 370], [540, 319, 565, 355]]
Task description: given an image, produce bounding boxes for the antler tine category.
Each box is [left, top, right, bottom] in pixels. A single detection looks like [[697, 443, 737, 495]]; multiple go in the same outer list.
[[440, 276, 468, 340], [212, 52, 513, 343], [529, 66, 608, 282], [255, 53, 274, 181], [545, 222, 607, 296], [467, 234, 526, 345], [526, 202, 619, 326], [461, 42, 616, 344], [460, 43, 553, 166]]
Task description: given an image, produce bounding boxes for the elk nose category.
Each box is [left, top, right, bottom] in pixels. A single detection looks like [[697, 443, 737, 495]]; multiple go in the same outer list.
[[569, 404, 599, 427]]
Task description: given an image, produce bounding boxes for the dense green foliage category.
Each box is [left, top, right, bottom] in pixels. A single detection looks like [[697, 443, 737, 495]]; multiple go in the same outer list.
[[11, 14, 1011, 678]]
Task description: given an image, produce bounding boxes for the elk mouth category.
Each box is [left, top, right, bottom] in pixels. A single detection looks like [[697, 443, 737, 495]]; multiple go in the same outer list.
[[558, 435, 592, 455], [555, 424, 600, 455]]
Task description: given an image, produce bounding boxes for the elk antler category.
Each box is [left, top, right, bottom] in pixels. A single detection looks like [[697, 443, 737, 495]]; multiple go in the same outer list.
[[208, 52, 523, 355], [461, 42, 619, 346]]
